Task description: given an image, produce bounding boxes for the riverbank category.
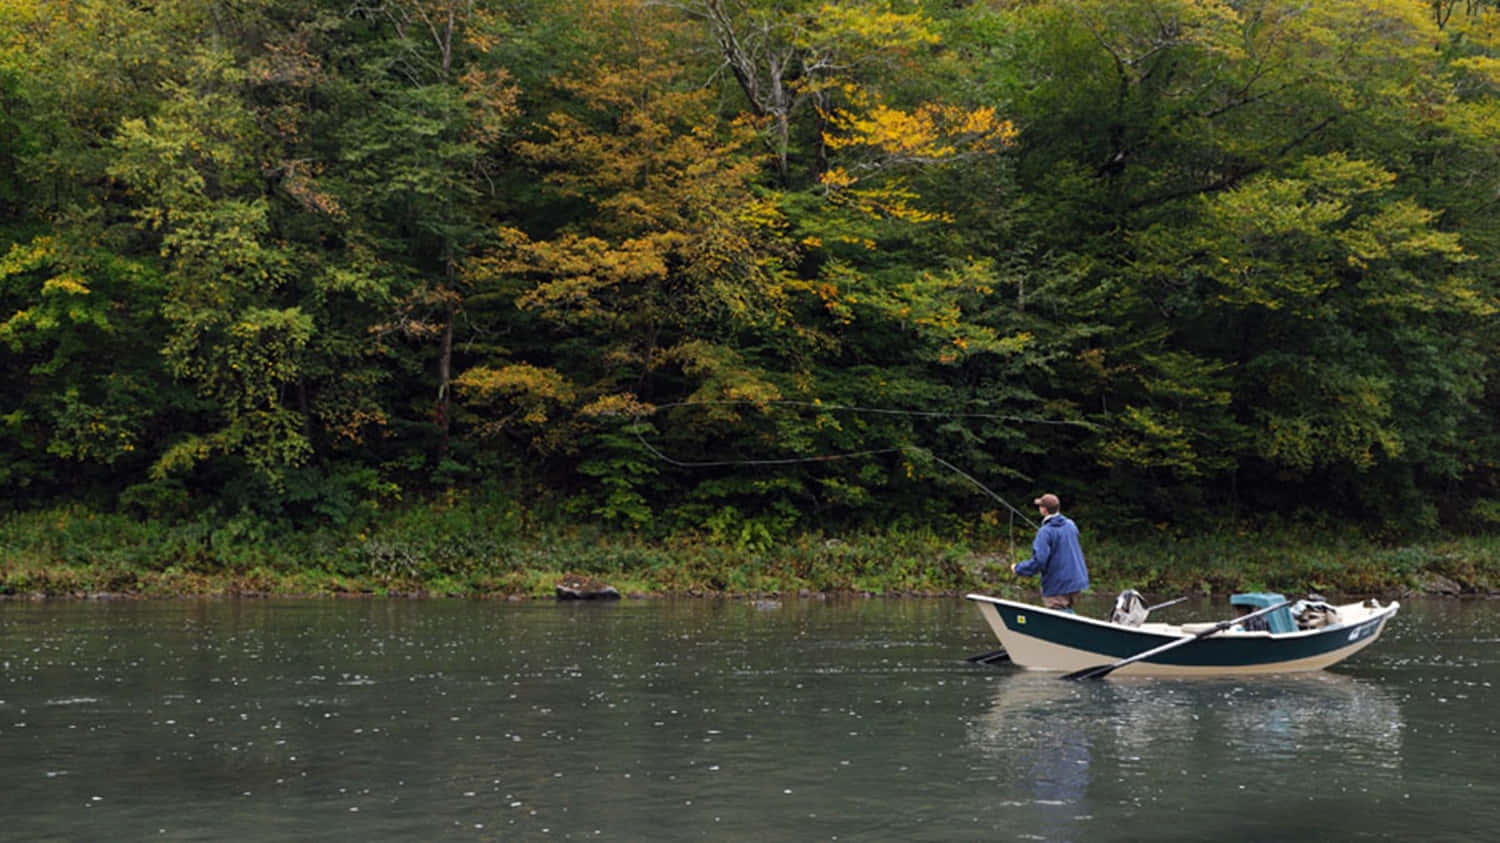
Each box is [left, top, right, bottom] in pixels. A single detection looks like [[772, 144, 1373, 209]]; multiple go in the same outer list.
[[2, 505, 1496, 600]]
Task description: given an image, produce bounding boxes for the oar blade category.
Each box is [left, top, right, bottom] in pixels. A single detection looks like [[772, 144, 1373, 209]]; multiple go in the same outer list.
[[966, 648, 1011, 665], [1061, 663, 1114, 680]]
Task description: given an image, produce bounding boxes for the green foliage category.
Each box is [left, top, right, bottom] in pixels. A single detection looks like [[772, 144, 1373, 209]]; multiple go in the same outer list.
[[0, 234, 171, 501], [0, 63, 34, 214], [6, 0, 1500, 547], [573, 424, 660, 528], [14, 499, 1494, 598]]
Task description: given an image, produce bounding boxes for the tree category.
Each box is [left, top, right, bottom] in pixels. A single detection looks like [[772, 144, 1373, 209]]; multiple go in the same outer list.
[[107, 50, 318, 488], [463, 0, 805, 523], [688, 0, 944, 186], [337, 0, 521, 468], [0, 235, 176, 505]]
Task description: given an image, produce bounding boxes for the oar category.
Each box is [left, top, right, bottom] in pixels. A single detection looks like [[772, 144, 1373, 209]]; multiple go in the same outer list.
[[1061, 599, 1293, 680], [1146, 595, 1189, 612], [966, 647, 1010, 665]]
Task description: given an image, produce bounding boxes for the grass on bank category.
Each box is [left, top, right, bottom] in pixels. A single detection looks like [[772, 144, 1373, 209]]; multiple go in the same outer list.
[[1, 504, 1496, 599]]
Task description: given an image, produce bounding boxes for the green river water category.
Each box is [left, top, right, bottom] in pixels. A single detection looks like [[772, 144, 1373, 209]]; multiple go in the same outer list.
[[0, 595, 1493, 841]]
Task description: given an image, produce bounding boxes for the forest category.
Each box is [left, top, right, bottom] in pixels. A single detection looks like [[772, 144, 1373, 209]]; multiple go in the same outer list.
[[5, 0, 1500, 595]]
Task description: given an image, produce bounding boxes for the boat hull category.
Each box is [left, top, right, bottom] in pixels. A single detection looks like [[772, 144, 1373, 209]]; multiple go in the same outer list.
[[965, 594, 1399, 677]]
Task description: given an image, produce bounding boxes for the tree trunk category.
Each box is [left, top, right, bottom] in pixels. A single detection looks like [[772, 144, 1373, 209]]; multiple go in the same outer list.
[[436, 297, 454, 460]]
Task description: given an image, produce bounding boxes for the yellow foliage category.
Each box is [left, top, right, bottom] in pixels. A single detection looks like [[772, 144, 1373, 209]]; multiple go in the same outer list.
[[460, 66, 520, 144], [456, 363, 579, 431], [810, 4, 939, 49], [465, 8, 507, 52], [579, 393, 656, 418], [820, 168, 858, 189], [0, 236, 57, 275], [828, 98, 1014, 151], [331, 409, 389, 444], [1452, 55, 1500, 86], [817, 96, 1011, 223], [825, 103, 1016, 162], [276, 160, 343, 218], [42, 275, 90, 296], [456, 363, 576, 404], [470, 43, 797, 342]]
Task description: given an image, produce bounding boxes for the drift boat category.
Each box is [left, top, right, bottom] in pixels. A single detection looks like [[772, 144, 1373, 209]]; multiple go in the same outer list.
[[965, 591, 1399, 677]]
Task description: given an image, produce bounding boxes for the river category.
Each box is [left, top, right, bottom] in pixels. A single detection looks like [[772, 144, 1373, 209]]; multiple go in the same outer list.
[[0, 595, 1494, 841]]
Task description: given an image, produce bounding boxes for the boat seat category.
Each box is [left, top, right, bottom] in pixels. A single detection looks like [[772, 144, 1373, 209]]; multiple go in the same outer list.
[[1230, 592, 1296, 634]]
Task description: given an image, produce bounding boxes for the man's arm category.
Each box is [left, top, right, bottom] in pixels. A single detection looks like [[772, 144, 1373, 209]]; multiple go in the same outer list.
[[1012, 530, 1052, 576]]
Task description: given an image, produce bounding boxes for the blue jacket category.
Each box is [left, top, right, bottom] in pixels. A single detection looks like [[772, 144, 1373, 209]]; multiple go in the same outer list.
[[1015, 513, 1089, 597]]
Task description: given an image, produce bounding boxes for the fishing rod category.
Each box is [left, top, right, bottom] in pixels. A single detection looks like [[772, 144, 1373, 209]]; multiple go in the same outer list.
[[644, 399, 1091, 427], [626, 399, 1049, 554], [633, 427, 1038, 526], [918, 451, 1038, 528]]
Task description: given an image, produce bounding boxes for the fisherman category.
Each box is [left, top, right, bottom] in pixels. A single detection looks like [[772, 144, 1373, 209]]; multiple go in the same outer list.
[[1010, 493, 1090, 611]]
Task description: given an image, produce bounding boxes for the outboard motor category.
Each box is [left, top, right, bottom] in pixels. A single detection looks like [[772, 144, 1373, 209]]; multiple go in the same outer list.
[[1112, 589, 1149, 627]]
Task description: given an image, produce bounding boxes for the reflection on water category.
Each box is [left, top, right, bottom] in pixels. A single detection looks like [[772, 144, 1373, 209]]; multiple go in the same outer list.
[[966, 676, 1096, 838], [0, 597, 1494, 841], [1213, 674, 1404, 765], [968, 671, 1406, 838]]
